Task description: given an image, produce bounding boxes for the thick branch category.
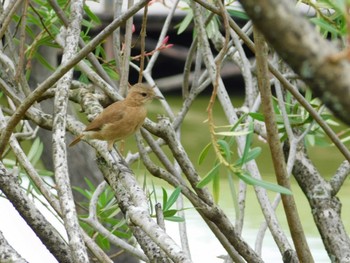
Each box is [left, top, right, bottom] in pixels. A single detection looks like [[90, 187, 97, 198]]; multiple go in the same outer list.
[[292, 146, 350, 262], [0, 230, 28, 263], [239, 0, 350, 125], [52, 1, 89, 262], [0, 162, 72, 263]]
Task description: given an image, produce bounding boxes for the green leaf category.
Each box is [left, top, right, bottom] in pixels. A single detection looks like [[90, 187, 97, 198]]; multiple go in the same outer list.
[[27, 138, 43, 166], [214, 130, 251, 136], [3, 158, 16, 167], [217, 139, 231, 161], [35, 52, 55, 71], [239, 121, 254, 166], [164, 216, 185, 222], [198, 142, 212, 165], [249, 112, 265, 122], [197, 162, 220, 188], [104, 66, 120, 81], [235, 147, 262, 167], [227, 172, 239, 221], [163, 209, 178, 217], [83, 4, 101, 25], [227, 8, 249, 20], [162, 187, 168, 211], [310, 17, 341, 36], [177, 10, 193, 35], [235, 171, 292, 195], [213, 167, 220, 203], [164, 187, 181, 211], [37, 169, 54, 177], [73, 186, 91, 199]]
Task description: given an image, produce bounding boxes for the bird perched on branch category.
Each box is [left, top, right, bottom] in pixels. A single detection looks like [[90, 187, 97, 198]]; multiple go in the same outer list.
[[69, 83, 162, 151]]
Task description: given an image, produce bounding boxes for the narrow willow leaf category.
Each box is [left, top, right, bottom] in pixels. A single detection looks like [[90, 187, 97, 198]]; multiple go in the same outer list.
[[164, 187, 181, 211], [249, 112, 265, 121], [310, 18, 341, 36], [227, 8, 249, 20], [198, 142, 212, 165], [163, 209, 178, 217], [31, 141, 43, 167], [164, 216, 185, 222], [37, 169, 54, 177], [217, 139, 231, 161], [214, 130, 251, 136], [162, 187, 168, 211], [228, 172, 239, 222], [83, 4, 101, 25], [197, 163, 220, 188], [235, 147, 262, 167], [27, 138, 41, 163], [213, 168, 220, 203], [3, 158, 16, 167], [240, 121, 254, 165], [235, 171, 292, 195], [177, 10, 193, 35]]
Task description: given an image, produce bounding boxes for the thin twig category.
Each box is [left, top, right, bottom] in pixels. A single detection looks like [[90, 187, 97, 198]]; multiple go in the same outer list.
[[138, 4, 148, 83], [119, 0, 134, 95], [15, 0, 28, 84]]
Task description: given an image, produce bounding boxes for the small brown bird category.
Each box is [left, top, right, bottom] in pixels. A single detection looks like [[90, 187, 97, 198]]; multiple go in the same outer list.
[[69, 83, 162, 151]]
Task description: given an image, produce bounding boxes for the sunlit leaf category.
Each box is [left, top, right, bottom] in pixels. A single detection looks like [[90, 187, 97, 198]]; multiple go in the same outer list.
[[164, 216, 185, 222], [214, 130, 251, 136]]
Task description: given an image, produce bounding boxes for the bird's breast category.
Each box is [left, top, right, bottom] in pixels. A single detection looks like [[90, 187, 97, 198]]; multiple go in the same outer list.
[[100, 107, 147, 141]]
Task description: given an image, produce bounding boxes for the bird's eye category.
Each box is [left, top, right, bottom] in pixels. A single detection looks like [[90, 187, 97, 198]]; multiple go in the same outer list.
[[141, 92, 147, 97]]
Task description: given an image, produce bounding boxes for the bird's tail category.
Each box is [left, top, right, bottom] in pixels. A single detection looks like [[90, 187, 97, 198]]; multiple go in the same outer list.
[[69, 134, 84, 147]]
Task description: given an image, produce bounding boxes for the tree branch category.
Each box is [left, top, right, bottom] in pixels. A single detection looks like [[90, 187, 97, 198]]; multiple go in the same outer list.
[[0, 230, 28, 263], [291, 146, 350, 261], [254, 26, 313, 263], [52, 1, 89, 262], [239, 0, 350, 125], [0, 162, 72, 263]]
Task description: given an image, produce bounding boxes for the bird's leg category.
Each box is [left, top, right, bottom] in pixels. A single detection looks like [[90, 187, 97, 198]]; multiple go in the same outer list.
[[109, 149, 119, 165], [109, 143, 129, 168]]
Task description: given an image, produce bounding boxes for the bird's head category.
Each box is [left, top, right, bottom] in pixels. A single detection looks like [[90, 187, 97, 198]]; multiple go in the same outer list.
[[126, 83, 163, 106]]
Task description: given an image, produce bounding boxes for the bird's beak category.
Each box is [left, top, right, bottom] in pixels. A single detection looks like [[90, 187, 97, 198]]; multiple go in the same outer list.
[[151, 85, 163, 100]]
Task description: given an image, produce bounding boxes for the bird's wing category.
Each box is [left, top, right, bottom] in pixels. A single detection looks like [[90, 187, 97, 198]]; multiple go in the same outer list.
[[85, 102, 126, 132]]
